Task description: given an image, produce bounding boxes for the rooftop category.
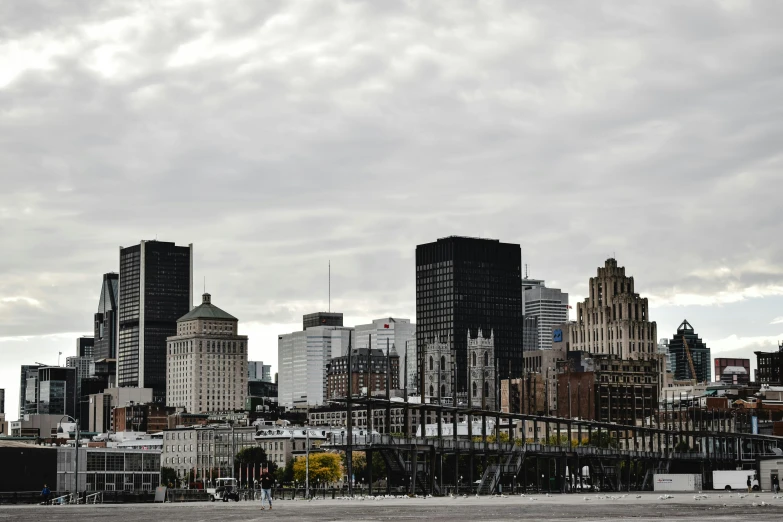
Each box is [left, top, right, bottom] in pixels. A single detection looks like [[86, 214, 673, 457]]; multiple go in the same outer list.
[[177, 293, 237, 322]]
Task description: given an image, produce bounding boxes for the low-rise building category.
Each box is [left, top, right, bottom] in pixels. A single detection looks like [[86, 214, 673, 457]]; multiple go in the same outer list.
[[56, 446, 161, 492], [161, 425, 257, 482], [326, 347, 399, 400], [254, 427, 329, 468], [113, 403, 174, 433]]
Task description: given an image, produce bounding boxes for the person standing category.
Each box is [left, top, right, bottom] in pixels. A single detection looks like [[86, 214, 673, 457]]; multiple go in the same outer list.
[[40, 484, 51, 504], [747, 476, 752, 493], [260, 471, 274, 510], [773, 475, 779, 494]]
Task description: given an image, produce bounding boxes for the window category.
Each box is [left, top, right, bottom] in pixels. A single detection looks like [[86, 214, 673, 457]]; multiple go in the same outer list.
[[472, 382, 477, 397], [483, 351, 488, 367], [429, 356, 433, 371]]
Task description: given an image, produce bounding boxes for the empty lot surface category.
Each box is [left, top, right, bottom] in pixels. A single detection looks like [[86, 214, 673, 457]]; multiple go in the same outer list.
[[1, 492, 783, 521]]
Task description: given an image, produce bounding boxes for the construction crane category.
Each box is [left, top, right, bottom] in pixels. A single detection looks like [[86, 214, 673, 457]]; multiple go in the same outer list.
[[682, 335, 698, 384]]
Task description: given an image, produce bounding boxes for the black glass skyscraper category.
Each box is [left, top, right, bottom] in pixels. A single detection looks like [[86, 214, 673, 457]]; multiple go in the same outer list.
[[94, 272, 119, 360], [117, 240, 192, 403], [416, 236, 523, 396]]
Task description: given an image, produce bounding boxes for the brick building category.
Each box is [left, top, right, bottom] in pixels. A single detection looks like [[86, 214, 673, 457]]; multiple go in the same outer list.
[[326, 347, 399, 399], [114, 403, 174, 433]]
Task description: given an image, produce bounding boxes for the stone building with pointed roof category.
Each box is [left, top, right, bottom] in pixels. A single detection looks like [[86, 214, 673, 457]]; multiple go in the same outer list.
[[166, 293, 248, 413]]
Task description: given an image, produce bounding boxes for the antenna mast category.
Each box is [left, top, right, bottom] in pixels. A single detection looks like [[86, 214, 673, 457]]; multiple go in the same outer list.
[[328, 260, 331, 313]]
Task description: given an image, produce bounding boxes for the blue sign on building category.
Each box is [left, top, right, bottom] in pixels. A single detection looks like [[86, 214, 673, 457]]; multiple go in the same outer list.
[[553, 329, 562, 343]]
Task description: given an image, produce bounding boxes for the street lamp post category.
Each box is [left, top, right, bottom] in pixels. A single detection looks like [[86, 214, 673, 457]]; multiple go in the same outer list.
[[305, 426, 310, 499]]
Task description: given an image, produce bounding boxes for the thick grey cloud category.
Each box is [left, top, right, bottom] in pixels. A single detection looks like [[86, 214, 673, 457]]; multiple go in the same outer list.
[[2, 1, 782, 418]]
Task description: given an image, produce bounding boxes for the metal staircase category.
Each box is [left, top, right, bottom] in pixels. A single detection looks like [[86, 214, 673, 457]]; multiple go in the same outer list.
[[379, 448, 439, 495], [477, 446, 526, 495]]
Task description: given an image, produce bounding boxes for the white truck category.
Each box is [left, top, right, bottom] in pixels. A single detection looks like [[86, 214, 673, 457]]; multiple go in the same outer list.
[[207, 478, 241, 502], [653, 474, 702, 492], [712, 470, 759, 491]]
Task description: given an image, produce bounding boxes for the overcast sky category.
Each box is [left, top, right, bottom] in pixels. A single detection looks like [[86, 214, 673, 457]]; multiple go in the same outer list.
[[2, 1, 782, 421]]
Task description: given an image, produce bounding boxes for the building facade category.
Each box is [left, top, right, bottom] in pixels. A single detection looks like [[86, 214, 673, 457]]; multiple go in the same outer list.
[[255, 427, 328, 469], [117, 240, 193, 404], [556, 352, 659, 425], [354, 317, 416, 395], [714, 358, 750, 385], [76, 336, 95, 358], [113, 403, 174, 433], [86, 387, 154, 434], [326, 347, 399, 400], [557, 258, 658, 359], [416, 236, 523, 395], [166, 293, 248, 414], [422, 340, 453, 402], [37, 367, 77, 418], [303, 312, 344, 329], [57, 447, 161, 492], [277, 325, 354, 409], [522, 278, 568, 351], [657, 338, 673, 373], [248, 361, 272, 382], [94, 272, 119, 360], [668, 320, 711, 383], [756, 344, 783, 386], [468, 329, 496, 410], [19, 364, 43, 417], [161, 426, 257, 482]]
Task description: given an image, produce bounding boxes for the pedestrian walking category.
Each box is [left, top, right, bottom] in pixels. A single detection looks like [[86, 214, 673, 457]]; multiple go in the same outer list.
[[260, 471, 274, 510], [773, 476, 779, 494], [747, 476, 752, 493]]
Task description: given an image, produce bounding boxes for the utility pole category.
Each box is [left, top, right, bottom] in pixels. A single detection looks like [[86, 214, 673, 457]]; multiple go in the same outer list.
[[346, 333, 353, 497]]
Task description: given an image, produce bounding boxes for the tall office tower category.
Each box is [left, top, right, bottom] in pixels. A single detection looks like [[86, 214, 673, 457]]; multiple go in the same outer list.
[[277, 325, 354, 409], [559, 258, 657, 358], [354, 318, 416, 393], [117, 240, 193, 404], [76, 337, 95, 358], [416, 236, 523, 396], [19, 364, 43, 417], [522, 278, 569, 351], [37, 367, 77, 418], [166, 293, 248, 413], [0, 388, 4, 414], [94, 272, 119, 360], [668, 320, 711, 383], [303, 312, 343, 329], [657, 339, 673, 373]]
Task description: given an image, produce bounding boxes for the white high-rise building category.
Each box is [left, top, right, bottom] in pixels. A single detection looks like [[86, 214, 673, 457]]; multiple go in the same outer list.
[[248, 361, 272, 382], [354, 318, 416, 393], [657, 338, 673, 373], [166, 293, 248, 413], [522, 278, 569, 351], [277, 325, 354, 409]]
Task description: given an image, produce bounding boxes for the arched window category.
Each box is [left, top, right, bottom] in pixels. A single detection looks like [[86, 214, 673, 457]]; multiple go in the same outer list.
[[440, 384, 446, 397], [440, 356, 445, 370], [483, 351, 488, 367], [472, 352, 477, 366], [429, 385, 434, 397], [429, 356, 434, 371], [472, 382, 477, 397], [484, 381, 489, 398]]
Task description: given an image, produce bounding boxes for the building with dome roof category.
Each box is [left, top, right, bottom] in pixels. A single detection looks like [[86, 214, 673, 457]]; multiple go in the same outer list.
[[166, 293, 248, 413]]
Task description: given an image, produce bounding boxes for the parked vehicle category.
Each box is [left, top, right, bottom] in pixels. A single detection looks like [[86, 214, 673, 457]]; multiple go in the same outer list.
[[653, 474, 702, 492], [207, 478, 241, 502], [712, 470, 759, 491]]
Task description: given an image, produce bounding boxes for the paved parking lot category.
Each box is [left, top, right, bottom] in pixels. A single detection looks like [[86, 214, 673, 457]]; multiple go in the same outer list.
[[2, 492, 783, 521]]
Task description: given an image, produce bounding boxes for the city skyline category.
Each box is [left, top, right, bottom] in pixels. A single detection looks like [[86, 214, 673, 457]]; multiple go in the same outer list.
[[3, 2, 783, 420]]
